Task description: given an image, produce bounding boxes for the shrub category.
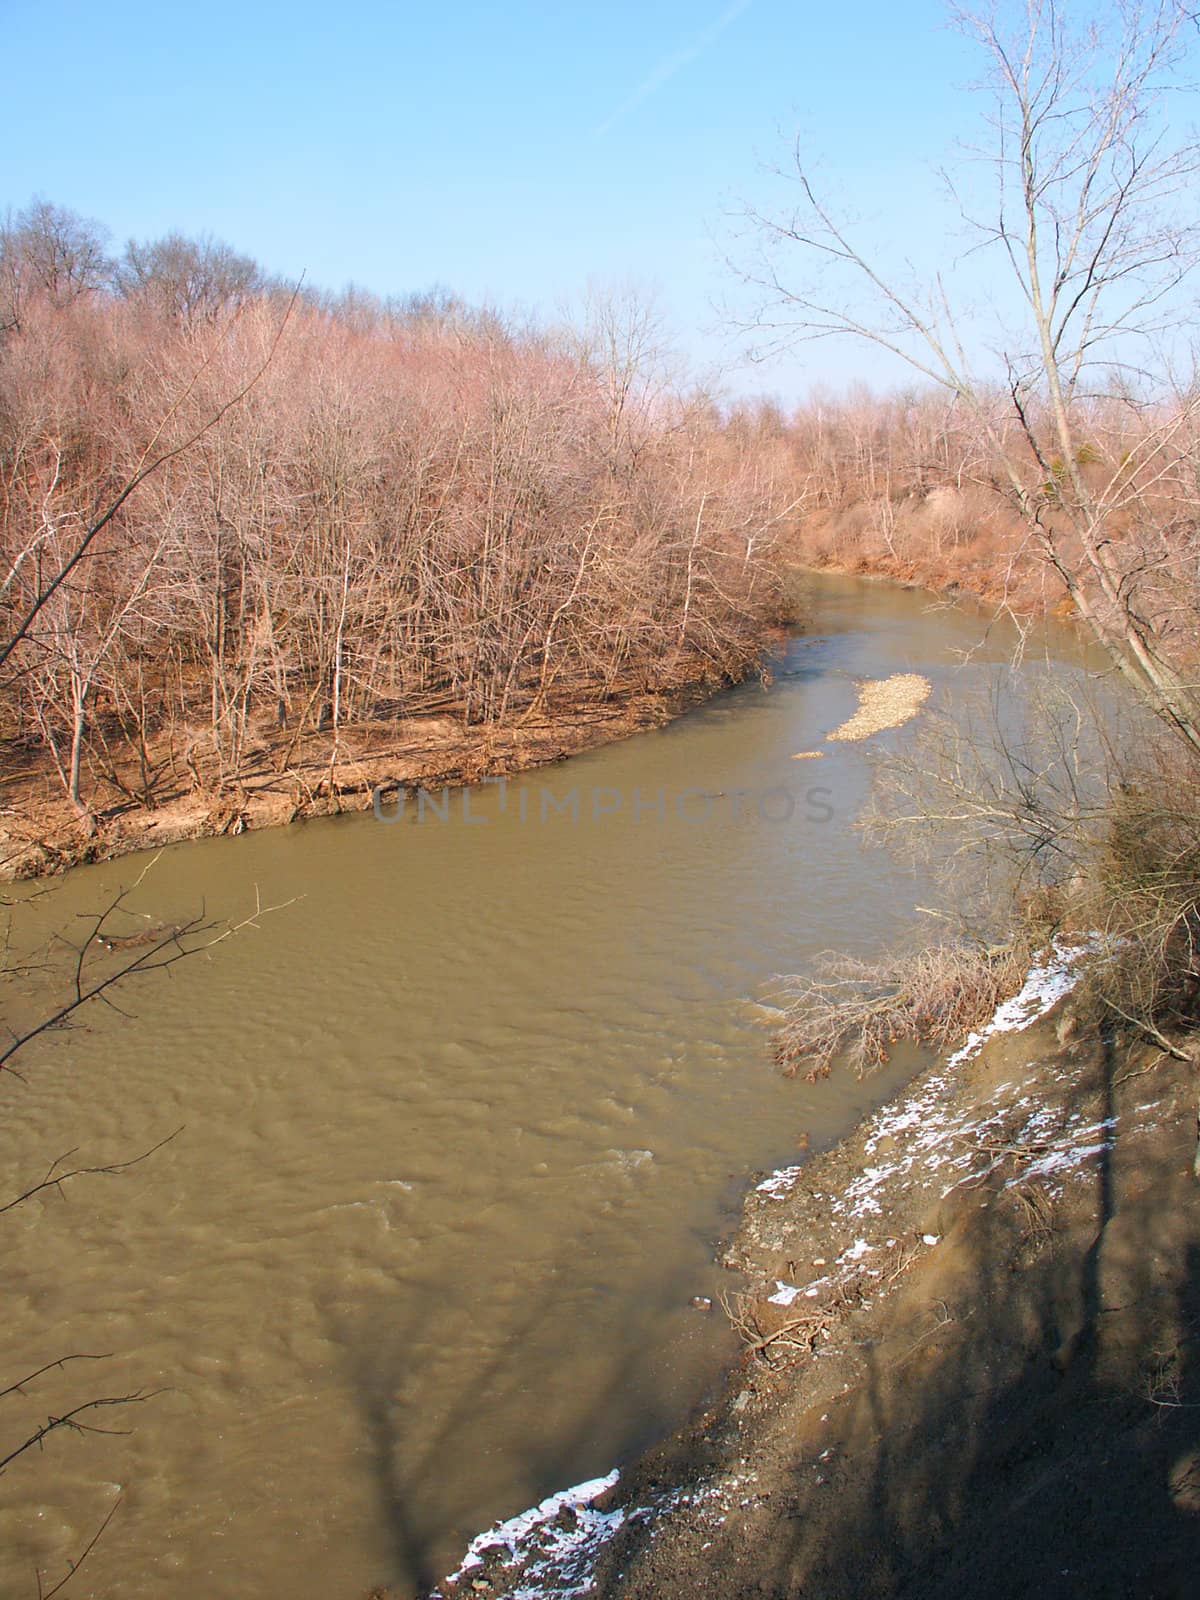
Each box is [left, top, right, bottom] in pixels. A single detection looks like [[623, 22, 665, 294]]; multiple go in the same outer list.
[[1065, 753, 1200, 1050], [773, 940, 1030, 1080]]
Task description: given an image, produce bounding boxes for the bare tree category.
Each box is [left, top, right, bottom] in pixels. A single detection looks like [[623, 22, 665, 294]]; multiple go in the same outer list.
[[0, 199, 112, 334], [740, 0, 1200, 755], [114, 230, 264, 327], [2, 206, 795, 828]]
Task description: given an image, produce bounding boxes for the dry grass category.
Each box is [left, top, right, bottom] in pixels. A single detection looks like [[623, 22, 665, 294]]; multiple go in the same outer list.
[[773, 940, 1029, 1080]]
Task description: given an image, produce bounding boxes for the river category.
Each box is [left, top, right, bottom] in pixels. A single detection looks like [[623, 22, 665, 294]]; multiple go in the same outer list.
[[0, 575, 1097, 1598]]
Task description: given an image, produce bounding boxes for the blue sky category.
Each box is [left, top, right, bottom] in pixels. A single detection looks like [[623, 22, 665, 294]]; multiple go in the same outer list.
[[2, 0, 985, 400]]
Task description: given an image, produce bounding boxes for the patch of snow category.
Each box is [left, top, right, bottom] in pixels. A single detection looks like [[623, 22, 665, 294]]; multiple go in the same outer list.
[[437, 1472, 623, 1599], [746, 937, 1116, 1346], [818, 939, 1109, 1221], [1006, 1118, 1117, 1187], [946, 936, 1100, 1067], [756, 1164, 804, 1198], [1020, 1142, 1111, 1182]]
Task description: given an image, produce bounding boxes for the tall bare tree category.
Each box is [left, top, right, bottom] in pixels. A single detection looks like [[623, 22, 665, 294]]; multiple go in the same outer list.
[[740, 0, 1200, 755]]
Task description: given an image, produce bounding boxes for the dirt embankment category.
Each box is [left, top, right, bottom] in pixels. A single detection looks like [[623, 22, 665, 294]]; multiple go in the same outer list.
[[0, 674, 732, 883], [423, 990, 1200, 1600]]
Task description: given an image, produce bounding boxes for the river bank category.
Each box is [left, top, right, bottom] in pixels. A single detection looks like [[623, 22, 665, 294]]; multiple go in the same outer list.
[[5, 572, 1153, 1600], [0, 535, 1071, 886], [0, 536, 1064, 887], [792, 504, 1071, 618], [417, 966, 1200, 1600], [0, 669, 742, 882]]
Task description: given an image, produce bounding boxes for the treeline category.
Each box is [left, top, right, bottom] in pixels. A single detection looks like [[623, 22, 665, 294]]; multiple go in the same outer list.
[[769, 389, 1045, 601], [741, 385, 1200, 646], [0, 202, 797, 815]]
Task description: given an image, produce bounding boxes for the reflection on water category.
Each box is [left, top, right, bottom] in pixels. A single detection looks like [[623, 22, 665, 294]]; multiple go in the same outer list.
[[0, 576, 1095, 1597]]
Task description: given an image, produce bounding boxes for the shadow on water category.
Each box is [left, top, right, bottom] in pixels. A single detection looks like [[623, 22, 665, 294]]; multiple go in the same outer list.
[[331, 1230, 719, 1595]]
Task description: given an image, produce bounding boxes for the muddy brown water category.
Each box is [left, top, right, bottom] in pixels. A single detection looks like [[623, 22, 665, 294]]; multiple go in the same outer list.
[[0, 576, 1102, 1598]]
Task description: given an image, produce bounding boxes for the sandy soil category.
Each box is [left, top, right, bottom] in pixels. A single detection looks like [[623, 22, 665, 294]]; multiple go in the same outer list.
[[413, 982, 1200, 1600]]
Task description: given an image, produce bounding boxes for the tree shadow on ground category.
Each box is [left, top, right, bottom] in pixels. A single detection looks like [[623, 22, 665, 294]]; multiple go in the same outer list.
[[602, 1027, 1200, 1599]]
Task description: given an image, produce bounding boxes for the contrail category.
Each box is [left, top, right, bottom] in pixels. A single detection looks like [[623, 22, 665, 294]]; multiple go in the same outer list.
[[591, 0, 754, 138]]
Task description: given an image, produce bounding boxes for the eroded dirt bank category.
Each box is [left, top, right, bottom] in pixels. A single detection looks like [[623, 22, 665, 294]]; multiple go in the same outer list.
[[419, 987, 1200, 1600], [0, 676, 727, 882]]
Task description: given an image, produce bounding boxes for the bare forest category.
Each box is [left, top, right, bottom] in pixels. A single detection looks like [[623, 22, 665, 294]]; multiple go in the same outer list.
[[0, 203, 799, 851], [5, 194, 1200, 872]]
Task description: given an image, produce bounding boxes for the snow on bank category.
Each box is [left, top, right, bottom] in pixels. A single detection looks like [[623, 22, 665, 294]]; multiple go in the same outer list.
[[758, 936, 1100, 1216], [1010, 1117, 1117, 1186], [749, 938, 1123, 1321], [946, 936, 1101, 1067], [435, 1473, 624, 1599], [432, 1463, 770, 1596], [756, 1164, 805, 1198]]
